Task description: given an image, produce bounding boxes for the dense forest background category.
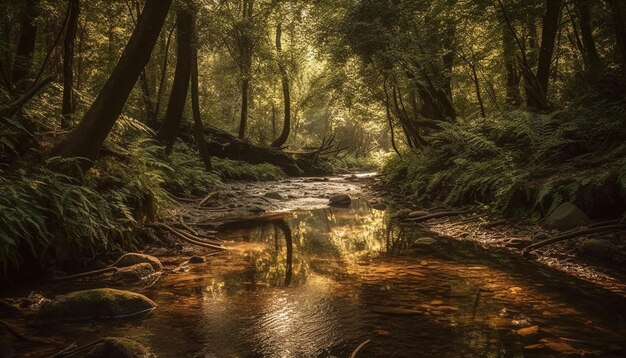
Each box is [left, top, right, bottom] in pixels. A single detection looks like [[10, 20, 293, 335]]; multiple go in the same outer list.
[[1, 0, 625, 274]]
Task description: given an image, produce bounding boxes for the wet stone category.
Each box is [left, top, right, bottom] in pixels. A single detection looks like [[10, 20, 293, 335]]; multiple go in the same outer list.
[[329, 194, 352, 207], [113, 263, 155, 284], [188, 255, 205, 264], [370, 202, 387, 211], [85, 337, 150, 358], [264, 192, 284, 200], [37, 288, 156, 322], [114, 253, 162, 271], [544, 202, 590, 231], [516, 325, 540, 337]]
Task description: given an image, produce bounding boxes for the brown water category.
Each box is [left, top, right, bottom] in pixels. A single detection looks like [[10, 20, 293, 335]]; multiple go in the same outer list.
[[7, 199, 626, 357]]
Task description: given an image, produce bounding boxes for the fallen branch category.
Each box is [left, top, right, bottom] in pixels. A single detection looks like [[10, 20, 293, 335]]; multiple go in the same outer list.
[[179, 215, 199, 236], [149, 222, 226, 250], [198, 192, 217, 207], [522, 224, 626, 256], [350, 339, 371, 358], [52, 267, 117, 282], [405, 210, 470, 223]]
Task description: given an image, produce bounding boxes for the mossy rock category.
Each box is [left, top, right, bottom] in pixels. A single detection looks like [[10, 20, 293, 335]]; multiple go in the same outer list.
[[38, 288, 156, 322], [112, 263, 155, 284], [86, 337, 150, 358], [114, 253, 162, 271]]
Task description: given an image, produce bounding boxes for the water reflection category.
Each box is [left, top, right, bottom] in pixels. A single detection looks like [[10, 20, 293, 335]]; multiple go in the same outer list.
[[10, 199, 626, 357]]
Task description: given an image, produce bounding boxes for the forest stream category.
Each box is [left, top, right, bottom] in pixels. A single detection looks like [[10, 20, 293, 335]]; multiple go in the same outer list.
[[3, 175, 626, 357]]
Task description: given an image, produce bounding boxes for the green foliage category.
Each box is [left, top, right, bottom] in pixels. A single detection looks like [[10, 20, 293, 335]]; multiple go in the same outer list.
[[159, 142, 221, 196], [0, 158, 138, 271], [384, 101, 626, 217], [213, 158, 285, 181]]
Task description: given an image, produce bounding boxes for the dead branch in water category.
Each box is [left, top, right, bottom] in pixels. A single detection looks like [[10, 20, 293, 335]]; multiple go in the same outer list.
[[148, 222, 226, 250], [405, 210, 470, 223], [52, 267, 117, 282], [350, 339, 371, 358], [522, 224, 626, 256]]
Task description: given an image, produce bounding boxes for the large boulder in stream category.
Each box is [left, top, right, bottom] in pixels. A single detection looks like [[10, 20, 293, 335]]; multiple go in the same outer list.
[[85, 337, 150, 358], [38, 288, 156, 322], [114, 253, 162, 271], [544, 202, 590, 231]]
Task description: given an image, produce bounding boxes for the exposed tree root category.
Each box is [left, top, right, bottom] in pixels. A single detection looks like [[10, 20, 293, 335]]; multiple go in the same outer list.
[[52, 267, 118, 282], [350, 339, 371, 358], [148, 222, 226, 250], [178, 215, 199, 236], [522, 224, 626, 256], [405, 210, 470, 223]]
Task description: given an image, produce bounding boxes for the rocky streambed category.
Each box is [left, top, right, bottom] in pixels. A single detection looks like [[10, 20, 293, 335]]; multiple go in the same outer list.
[[1, 173, 625, 357]]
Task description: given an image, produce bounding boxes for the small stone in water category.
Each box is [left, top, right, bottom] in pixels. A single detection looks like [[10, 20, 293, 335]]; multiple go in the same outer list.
[[188, 256, 205, 264], [516, 325, 540, 337]]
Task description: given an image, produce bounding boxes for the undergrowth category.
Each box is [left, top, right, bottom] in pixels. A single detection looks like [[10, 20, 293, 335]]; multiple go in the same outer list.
[[384, 99, 626, 219]]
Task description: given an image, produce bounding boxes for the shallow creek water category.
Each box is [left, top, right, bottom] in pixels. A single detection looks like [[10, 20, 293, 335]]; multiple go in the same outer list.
[[8, 197, 626, 357]]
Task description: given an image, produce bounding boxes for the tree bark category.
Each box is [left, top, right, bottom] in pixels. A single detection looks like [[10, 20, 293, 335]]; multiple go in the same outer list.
[[271, 23, 291, 148], [51, 0, 173, 162], [607, 0, 626, 66], [191, 46, 212, 171], [62, 0, 80, 127], [238, 78, 249, 139], [577, 0, 601, 67], [12, 0, 39, 91], [157, 9, 193, 154], [535, 0, 562, 96], [502, 20, 521, 106]]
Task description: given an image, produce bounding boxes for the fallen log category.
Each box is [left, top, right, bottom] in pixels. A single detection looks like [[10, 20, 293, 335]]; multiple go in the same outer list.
[[522, 224, 626, 256], [202, 125, 303, 176]]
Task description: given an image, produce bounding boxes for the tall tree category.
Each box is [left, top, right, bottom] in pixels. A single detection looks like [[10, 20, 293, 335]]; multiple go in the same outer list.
[[62, 0, 80, 127], [52, 0, 173, 162], [156, 8, 193, 154], [190, 13, 212, 171], [535, 0, 562, 96], [576, 0, 600, 67], [607, 0, 626, 66], [11, 0, 39, 91], [271, 23, 291, 148]]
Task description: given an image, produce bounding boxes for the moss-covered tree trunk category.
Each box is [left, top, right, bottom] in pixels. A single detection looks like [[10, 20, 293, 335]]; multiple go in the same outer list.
[[62, 0, 80, 127], [271, 23, 291, 148]]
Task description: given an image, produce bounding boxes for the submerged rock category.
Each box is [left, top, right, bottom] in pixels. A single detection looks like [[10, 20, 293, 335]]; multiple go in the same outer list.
[[38, 288, 156, 322], [86, 337, 150, 358], [114, 253, 162, 271], [329, 194, 352, 207], [516, 325, 540, 337], [544, 202, 590, 231], [112, 263, 155, 284]]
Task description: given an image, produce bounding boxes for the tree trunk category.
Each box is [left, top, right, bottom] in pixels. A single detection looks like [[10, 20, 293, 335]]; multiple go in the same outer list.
[[191, 46, 211, 171], [577, 0, 601, 67], [238, 78, 249, 139], [607, 0, 626, 66], [51, 0, 173, 162], [502, 20, 521, 106], [156, 9, 193, 154], [62, 0, 80, 127], [12, 0, 39, 91], [535, 0, 562, 96], [271, 23, 291, 148]]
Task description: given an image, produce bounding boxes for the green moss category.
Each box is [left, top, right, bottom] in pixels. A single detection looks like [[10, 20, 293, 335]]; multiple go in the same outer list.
[[38, 288, 156, 322], [86, 337, 150, 358]]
